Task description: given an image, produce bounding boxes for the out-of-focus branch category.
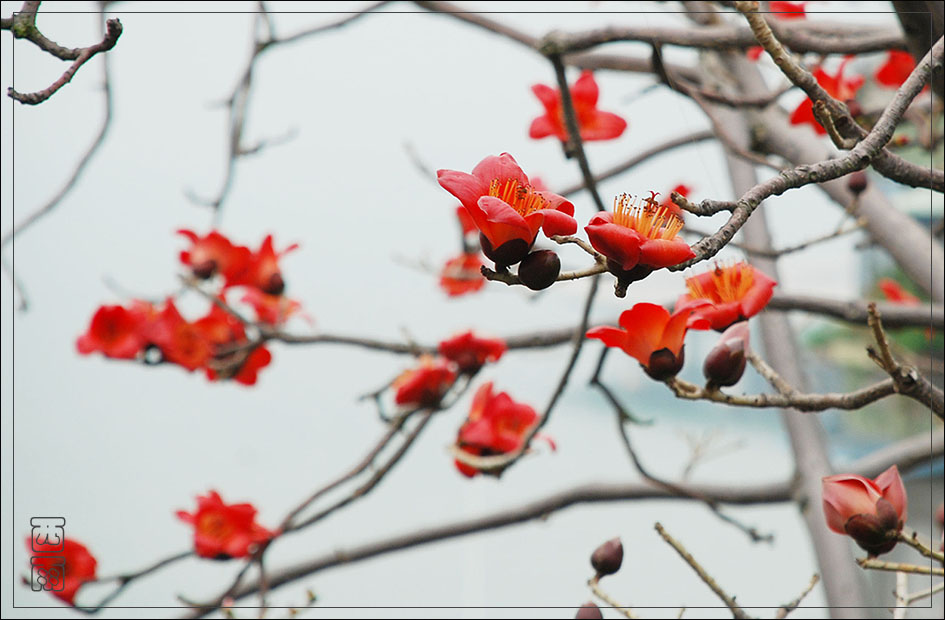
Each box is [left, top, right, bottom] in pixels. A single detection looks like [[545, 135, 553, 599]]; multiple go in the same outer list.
[[768, 293, 945, 330], [76, 550, 193, 613]]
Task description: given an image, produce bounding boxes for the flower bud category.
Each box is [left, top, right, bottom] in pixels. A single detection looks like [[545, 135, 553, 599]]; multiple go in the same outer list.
[[703, 322, 749, 388], [575, 602, 603, 619], [644, 346, 684, 381], [479, 233, 531, 268], [518, 250, 561, 291], [590, 537, 623, 577], [822, 465, 907, 557], [847, 171, 868, 195], [262, 272, 286, 296]]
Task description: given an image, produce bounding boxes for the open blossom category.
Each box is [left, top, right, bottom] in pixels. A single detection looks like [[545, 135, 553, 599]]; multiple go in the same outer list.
[[677, 262, 777, 331], [178, 230, 253, 285], [454, 382, 541, 477], [438, 331, 506, 373], [25, 538, 97, 606], [585, 193, 694, 293], [176, 490, 274, 560], [790, 58, 864, 134], [586, 302, 710, 380], [822, 465, 907, 556], [242, 288, 303, 325], [393, 356, 457, 408], [146, 299, 215, 372], [875, 50, 916, 88], [439, 252, 486, 297], [528, 70, 627, 142], [247, 234, 299, 296], [437, 153, 576, 266], [76, 302, 153, 359]]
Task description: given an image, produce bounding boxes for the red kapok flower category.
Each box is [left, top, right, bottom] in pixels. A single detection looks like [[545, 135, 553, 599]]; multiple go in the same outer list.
[[586, 302, 710, 380], [241, 288, 303, 326], [878, 278, 920, 305], [529, 70, 627, 142], [392, 356, 457, 408], [455, 205, 477, 236], [439, 252, 486, 297], [247, 234, 299, 296], [790, 58, 864, 134], [207, 346, 273, 386], [875, 50, 916, 88], [146, 299, 214, 371], [178, 230, 253, 285], [76, 303, 150, 359], [454, 381, 540, 477], [176, 490, 274, 560], [437, 153, 576, 266], [438, 331, 507, 373], [24, 538, 97, 606], [677, 262, 777, 331], [822, 465, 907, 556], [585, 193, 694, 293]]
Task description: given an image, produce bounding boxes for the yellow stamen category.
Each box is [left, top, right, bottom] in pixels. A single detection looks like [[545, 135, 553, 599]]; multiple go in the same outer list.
[[489, 179, 549, 217], [611, 193, 683, 240], [686, 261, 755, 303]]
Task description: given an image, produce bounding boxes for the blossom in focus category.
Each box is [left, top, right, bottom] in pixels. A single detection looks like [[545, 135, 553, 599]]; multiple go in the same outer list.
[[76, 302, 152, 359], [528, 70, 627, 142], [242, 288, 303, 325], [454, 381, 540, 477], [247, 234, 299, 295], [437, 153, 576, 266], [584, 193, 694, 293], [677, 262, 777, 331], [875, 50, 916, 88], [438, 331, 506, 373], [393, 356, 457, 408], [455, 205, 477, 236], [439, 252, 486, 297], [822, 465, 907, 556], [586, 302, 710, 380], [177, 230, 253, 285], [24, 538, 97, 606], [790, 59, 864, 134], [176, 490, 274, 560]]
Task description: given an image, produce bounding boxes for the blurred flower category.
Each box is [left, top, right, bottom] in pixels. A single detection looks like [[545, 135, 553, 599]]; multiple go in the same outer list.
[[790, 58, 864, 134], [875, 50, 916, 88], [176, 490, 274, 560], [76, 302, 151, 359], [585, 193, 693, 289], [454, 382, 540, 477], [878, 278, 919, 305], [393, 356, 457, 408], [247, 234, 299, 296], [528, 70, 627, 142], [24, 538, 97, 606], [822, 465, 907, 556], [677, 261, 777, 331], [177, 230, 253, 285], [703, 321, 750, 387], [206, 346, 273, 386], [438, 331, 506, 373], [437, 153, 576, 266], [194, 301, 246, 347], [242, 288, 303, 325], [586, 302, 710, 380], [146, 299, 214, 372], [439, 252, 486, 297]]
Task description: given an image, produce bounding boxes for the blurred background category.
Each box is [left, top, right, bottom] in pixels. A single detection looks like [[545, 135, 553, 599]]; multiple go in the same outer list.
[[2, 1, 942, 617]]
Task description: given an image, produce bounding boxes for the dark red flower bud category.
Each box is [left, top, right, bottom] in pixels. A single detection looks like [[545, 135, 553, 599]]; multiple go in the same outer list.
[[575, 602, 604, 619], [191, 259, 217, 280], [847, 171, 868, 195], [590, 537, 623, 577], [703, 322, 749, 387], [606, 259, 654, 298], [843, 498, 902, 556], [480, 233, 531, 268], [518, 250, 561, 291], [644, 346, 684, 381], [262, 272, 285, 296]]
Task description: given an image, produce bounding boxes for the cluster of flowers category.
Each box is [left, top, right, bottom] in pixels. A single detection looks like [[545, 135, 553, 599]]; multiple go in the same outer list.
[[389, 331, 551, 478], [76, 231, 302, 386]]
